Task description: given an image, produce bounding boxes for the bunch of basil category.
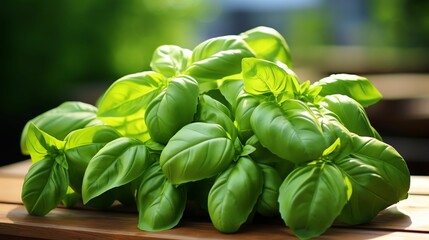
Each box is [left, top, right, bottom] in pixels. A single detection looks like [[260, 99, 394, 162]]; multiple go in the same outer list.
[[20, 26, 410, 239]]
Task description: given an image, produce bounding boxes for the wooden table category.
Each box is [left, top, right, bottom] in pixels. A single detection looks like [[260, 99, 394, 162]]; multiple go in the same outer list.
[[1, 160, 428, 239]]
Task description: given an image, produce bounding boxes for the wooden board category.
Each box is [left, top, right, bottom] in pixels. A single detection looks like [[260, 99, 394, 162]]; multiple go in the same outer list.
[[1, 160, 429, 239]]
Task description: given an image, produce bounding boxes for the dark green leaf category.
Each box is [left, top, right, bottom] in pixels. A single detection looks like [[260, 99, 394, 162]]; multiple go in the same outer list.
[[137, 162, 187, 231], [251, 100, 328, 164], [81, 137, 150, 203], [335, 134, 410, 225], [22, 156, 69, 216], [64, 125, 122, 194], [320, 94, 382, 140], [145, 75, 199, 144], [278, 163, 349, 239], [255, 163, 282, 217], [208, 157, 263, 233], [160, 122, 235, 185]]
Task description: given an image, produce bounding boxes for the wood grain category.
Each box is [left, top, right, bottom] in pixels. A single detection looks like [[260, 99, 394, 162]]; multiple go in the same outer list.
[[1, 160, 429, 239]]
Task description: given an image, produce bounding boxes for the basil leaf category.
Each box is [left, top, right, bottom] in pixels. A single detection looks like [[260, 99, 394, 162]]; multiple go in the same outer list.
[[251, 100, 328, 164], [246, 135, 285, 163], [208, 157, 263, 233], [240, 26, 293, 67], [313, 74, 383, 107], [195, 94, 237, 140], [145, 75, 199, 144], [21, 101, 98, 155], [278, 163, 349, 239], [320, 94, 382, 140], [64, 125, 122, 194], [234, 93, 261, 142], [81, 137, 151, 203], [217, 78, 244, 112], [22, 155, 69, 216], [137, 162, 186, 231], [335, 134, 410, 225], [150, 45, 192, 77], [25, 123, 65, 163], [255, 163, 282, 217], [160, 122, 235, 185], [185, 35, 254, 84], [242, 58, 300, 103], [61, 187, 80, 208], [96, 71, 166, 141]]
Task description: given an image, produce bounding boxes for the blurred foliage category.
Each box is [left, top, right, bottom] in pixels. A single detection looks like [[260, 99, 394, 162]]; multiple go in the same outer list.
[[369, 0, 429, 48], [0, 0, 214, 164]]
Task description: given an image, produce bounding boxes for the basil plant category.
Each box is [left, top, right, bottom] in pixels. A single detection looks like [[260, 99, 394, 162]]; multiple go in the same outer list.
[[20, 26, 410, 240]]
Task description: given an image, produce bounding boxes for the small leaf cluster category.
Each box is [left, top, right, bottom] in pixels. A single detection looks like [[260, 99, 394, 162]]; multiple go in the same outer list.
[[20, 26, 410, 239]]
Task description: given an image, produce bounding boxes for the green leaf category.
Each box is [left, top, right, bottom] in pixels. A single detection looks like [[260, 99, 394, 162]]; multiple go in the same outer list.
[[335, 134, 410, 225], [217, 78, 244, 113], [22, 156, 69, 216], [185, 35, 254, 84], [137, 162, 187, 231], [81, 137, 151, 203], [255, 163, 282, 217], [150, 45, 192, 77], [313, 74, 383, 107], [278, 163, 349, 239], [246, 135, 285, 163], [234, 93, 261, 142], [208, 157, 263, 233], [96, 71, 166, 141], [242, 58, 300, 102], [64, 125, 122, 194], [145, 75, 199, 144], [240, 26, 293, 68], [21, 101, 98, 155], [61, 186, 81, 208], [320, 94, 382, 140], [195, 94, 237, 140], [160, 122, 236, 185], [250, 100, 328, 164], [25, 123, 65, 163]]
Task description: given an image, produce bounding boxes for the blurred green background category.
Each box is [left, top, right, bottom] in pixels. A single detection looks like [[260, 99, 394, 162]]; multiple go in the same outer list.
[[2, 0, 428, 173]]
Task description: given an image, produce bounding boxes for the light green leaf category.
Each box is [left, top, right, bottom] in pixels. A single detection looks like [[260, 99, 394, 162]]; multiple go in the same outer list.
[[160, 122, 236, 185], [313, 74, 383, 107], [20, 101, 98, 155], [26, 123, 65, 163], [185, 35, 254, 84], [150, 45, 192, 77], [64, 125, 122, 194], [96, 71, 166, 141], [240, 26, 293, 67], [242, 58, 300, 103], [82, 137, 150, 203]]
